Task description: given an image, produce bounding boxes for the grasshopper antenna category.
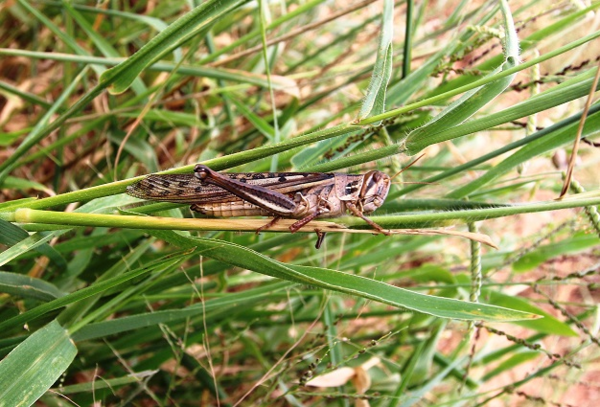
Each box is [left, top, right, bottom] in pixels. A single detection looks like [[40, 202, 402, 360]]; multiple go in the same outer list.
[[390, 153, 426, 182]]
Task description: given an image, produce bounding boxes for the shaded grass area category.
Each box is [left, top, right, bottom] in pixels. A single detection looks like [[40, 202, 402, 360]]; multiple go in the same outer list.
[[1, 0, 599, 405]]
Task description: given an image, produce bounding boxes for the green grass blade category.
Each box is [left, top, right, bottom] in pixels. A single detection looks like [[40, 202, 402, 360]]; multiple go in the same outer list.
[[0, 320, 77, 407], [0, 254, 184, 332], [62, 2, 147, 95], [0, 123, 358, 211], [404, 0, 520, 153], [485, 291, 577, 336], [0, 219, 66, 268], [0, 68, 88, 184], [447, 107, 600, 198], [406, 71, 600, 155], [134, 231, 537, 322], [0, 271, 65, 302], [358, 0, 394, 120], [72, 281, 293, 341], [0, 231, 59, 268], [100, 0, 247, 94]]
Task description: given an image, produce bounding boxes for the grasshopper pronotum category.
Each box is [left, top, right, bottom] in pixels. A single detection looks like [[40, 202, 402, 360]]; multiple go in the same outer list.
[[127, 164, 391, 248]]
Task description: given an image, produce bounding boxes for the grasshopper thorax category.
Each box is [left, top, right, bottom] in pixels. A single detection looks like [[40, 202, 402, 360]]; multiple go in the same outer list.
[[357, 170, 390, 213]]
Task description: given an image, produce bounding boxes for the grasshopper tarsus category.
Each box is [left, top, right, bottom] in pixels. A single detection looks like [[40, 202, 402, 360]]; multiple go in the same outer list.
[[256, 216, 281, 234]]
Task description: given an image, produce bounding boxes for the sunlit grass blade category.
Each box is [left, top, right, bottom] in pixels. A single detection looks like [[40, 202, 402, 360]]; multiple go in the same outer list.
[[100, 0, 247, 94], [358, 0, 394, 121], [0, 320, 77, 406]]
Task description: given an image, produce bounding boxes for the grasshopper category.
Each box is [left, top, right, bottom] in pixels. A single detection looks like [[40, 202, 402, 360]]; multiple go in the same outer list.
[[127, 164, 391, 248]]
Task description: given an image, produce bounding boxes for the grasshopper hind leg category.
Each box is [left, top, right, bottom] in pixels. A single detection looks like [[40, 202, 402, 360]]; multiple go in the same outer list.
[[290, 213, 329, 249]]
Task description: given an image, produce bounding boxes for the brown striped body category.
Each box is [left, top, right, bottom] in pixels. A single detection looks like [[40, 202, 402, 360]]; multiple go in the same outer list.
[[127, 165, 391, 245]]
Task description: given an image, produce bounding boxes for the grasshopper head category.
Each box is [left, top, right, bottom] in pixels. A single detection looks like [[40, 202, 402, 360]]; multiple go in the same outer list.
[[359, 171, 390, 213]]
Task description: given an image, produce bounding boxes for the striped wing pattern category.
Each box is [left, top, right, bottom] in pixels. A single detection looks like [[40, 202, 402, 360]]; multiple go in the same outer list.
[[127, 172, 334, 204]]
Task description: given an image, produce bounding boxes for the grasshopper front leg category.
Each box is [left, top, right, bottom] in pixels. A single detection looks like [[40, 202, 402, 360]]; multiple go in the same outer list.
[[345, 202, 390, 235]]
